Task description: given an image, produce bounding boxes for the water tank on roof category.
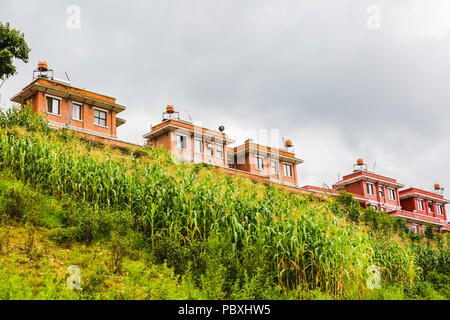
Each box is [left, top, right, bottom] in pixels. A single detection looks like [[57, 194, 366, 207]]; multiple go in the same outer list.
[[37, 61, 48, 72]]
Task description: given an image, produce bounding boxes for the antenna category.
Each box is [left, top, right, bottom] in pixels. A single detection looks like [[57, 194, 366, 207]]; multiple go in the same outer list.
[[373, 161, 377, 171], [185, 109, 193, 122], [0, 78, 5, 89], [65, 71, 71, 82]]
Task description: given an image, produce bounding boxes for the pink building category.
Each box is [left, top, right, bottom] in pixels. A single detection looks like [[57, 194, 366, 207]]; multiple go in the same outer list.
[[303, 159, 450, 234]]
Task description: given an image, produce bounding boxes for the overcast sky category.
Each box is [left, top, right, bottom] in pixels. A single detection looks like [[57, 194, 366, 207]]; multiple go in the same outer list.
[[1, 1, 450, 208]]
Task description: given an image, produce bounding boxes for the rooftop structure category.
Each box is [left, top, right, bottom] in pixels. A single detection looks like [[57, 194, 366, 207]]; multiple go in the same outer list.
[[10, 62, 131, 147]]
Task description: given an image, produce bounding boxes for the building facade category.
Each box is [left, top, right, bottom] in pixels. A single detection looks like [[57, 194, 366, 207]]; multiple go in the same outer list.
[[10, 62, 131, 147], [143, 106, 235, 167], [227, 139, 303, 186], [304, 160, 450, 234], [144, 106, 304, 186]]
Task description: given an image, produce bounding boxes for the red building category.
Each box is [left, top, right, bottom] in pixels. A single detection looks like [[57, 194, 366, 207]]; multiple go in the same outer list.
[[303, 159, 450, 234], [332, 160, 404, 213], [396, 186, 449, 234]]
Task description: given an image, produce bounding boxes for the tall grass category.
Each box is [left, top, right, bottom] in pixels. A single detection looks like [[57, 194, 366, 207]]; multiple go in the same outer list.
[[0, 106, 441, 299]]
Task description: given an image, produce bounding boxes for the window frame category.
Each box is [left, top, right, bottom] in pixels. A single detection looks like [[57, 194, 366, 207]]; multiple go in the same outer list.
[[378, 185, 384, 198], [194, 139, 203, 154], [417, 199, 424, 211], [437, 204, 443, 215], [283, 163, 293, 178], [175, 133, 187, 150], [46, 95, 61, 115], [94, 108, 108, 127], [255, 155, 264, 171], [366, 182, 374, 195], [215, 144, 223, 159], [271, 159, 278, 174], [388, 188, 396, 201], [206, 143, 214, 156], [428, 201, 434, 214], [72, 102, 82, 121]]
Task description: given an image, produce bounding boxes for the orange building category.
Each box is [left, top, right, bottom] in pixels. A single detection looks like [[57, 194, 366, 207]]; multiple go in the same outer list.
[[144, 106, 304, 186], [10, 62, 131, 147], [228, 139, 303, 186], [143, 106, 235, 166]]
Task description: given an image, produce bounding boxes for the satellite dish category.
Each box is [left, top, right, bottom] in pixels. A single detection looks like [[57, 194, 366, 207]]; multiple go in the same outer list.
[[218, 126, 225, 132]]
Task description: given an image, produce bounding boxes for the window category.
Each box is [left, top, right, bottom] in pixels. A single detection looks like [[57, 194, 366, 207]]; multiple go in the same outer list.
[[437, 204, 443, 215], [206, 143, 214, 156], [417, 199, 424, 211], [428, 202, 434, 213], [176, 134, 187, 150], [412, 224, 418, 234], [366, 183, 374, 195], [283, 163, 293, 177], [194, 139, 203, 154], [378, 186, 384, 198], [255, 156, 264, 171], [368, 204, 377, 211], [215, 144, 223, 158], [46, 97, 60, 115], [271, 159, 278, 174], [94, 109, 107, 126], [72, 103, 82, 121], [388, 188, 396, 201]]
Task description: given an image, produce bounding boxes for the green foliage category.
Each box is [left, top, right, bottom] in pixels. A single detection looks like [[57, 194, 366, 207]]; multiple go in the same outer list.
[[335, 191, 361, 223], [0, 105, 50, 133], [424, 222, 434, 240], [0, 22, 31, 80], [0, 109, 448, 300]]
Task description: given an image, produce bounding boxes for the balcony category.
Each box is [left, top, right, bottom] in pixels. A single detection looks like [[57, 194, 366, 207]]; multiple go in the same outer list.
[[387, 209, 447, 226]]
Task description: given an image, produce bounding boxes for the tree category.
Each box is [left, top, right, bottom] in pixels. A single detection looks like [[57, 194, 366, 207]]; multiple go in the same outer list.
[[424, 222, 434, 239], [0, 22, 31, 81]]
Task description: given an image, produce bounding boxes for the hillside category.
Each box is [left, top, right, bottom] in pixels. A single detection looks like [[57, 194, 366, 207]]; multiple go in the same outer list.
[[0, 106, 449, 300]]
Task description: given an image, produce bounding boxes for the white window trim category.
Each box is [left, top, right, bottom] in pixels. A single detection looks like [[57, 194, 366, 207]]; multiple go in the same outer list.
[[388, 188, 395, 201], [378, 185, 384, 198], [45, 94, 62, 101], [175, 133, 188, 150], [72, 102, 83, 121], [428, 201, 434, 213], [417, 199, 424, 211], [45, 95, 61, 116], [215, 143, 224, 159], [206, 143, 214, 156], [437, 204, 443, 215], [366, 182, 374, 195], [93, 106, 109, 113], [255, 155, 264, 171], [283, 163, 293, 178], [194, 138, 203, 154], [271, 159, 278, 174]]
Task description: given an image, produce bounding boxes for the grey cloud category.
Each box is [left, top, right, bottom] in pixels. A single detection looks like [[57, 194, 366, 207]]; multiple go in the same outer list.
[[0, 0, 449, 215]]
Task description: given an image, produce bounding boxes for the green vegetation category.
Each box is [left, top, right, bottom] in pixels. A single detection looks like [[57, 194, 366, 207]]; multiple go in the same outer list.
[[0, 22, 31, 81], [0, 106, 448, 300]]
